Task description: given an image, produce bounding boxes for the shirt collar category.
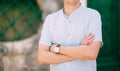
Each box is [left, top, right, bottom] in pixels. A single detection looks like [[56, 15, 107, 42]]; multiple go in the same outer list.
[[62, 4, 82, 17]]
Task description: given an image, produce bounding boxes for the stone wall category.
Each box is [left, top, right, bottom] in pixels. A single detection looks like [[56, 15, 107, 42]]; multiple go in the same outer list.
[[0, 0, 63, 71], [37, 0, 63, 19], [0, 34, 50, 71]]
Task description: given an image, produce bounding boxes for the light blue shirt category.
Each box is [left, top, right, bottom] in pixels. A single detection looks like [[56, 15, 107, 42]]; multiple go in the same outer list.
[[39, 5, 103, 71]]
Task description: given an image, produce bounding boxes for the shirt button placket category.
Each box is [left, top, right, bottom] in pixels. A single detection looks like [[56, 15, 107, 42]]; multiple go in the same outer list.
[[65, 16, 70, 42], [67, 18, 71, 42]]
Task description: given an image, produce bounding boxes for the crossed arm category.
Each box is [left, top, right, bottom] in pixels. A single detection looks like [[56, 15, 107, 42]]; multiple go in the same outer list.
[[38, 33, 101, 64], [38, 44, 73, 64]]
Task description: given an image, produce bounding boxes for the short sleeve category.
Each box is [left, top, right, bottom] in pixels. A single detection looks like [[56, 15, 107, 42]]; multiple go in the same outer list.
[[39, 16, 52, 46], [87, 11, 103, 47]]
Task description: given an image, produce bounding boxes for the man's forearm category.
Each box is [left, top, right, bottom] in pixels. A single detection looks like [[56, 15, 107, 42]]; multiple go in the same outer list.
[[39, 50, 73, 64], [59, 42, 101, 60]]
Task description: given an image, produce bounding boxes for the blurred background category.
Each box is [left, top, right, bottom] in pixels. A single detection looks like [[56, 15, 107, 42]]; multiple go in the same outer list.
[[0, 0, 120, 71]]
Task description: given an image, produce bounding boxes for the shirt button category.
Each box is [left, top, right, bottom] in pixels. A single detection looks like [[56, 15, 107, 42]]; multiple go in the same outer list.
[[69, 21, 71, 23], [68, 33, 70, 36]]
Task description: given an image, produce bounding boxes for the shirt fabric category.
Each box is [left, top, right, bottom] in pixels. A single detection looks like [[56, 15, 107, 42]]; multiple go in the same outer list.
[[39, 5, 103, 71]]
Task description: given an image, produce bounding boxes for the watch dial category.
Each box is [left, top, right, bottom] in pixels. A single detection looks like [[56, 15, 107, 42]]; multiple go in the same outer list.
[[55, 47, 59, 52]]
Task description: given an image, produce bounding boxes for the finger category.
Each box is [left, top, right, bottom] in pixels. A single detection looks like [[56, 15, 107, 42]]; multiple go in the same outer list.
[[88, 41, 93, 45], [88, 37, 94, 45], [88, 37, 94, 42], [86, 33, 92, 38], [87, 34, 94, 40]]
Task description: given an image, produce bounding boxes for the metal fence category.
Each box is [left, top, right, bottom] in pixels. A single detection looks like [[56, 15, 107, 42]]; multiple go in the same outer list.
[[0, 0, 42, 41]]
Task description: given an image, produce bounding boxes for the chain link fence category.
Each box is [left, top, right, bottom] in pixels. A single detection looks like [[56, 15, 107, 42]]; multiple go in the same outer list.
[[0, 0, 42, 41]]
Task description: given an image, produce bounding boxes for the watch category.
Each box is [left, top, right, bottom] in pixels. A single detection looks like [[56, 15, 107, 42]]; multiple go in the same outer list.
[[54, 44, 61, 54]]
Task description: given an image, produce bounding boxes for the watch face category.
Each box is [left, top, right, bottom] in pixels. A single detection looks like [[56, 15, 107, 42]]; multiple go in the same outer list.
[[54, 47, 59, 53]]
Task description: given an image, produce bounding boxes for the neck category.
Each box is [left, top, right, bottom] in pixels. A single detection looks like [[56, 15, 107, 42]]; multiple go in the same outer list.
[[64, 2, 80, 16]]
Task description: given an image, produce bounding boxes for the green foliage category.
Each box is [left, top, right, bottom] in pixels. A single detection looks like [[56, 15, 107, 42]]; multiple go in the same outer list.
[[111, 0, 120, 65], [88, 0, 120, 71]]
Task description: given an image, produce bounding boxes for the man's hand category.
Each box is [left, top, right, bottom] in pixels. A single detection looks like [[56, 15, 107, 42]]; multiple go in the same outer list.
[[81, 33, 94, 45], [50, 43, 57, 52]]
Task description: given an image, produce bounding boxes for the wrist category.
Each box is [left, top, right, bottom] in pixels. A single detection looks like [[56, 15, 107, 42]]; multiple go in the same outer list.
[[54, 44, 61, 54], [49, 43, 57, 52], [50, 43, 61, 54]]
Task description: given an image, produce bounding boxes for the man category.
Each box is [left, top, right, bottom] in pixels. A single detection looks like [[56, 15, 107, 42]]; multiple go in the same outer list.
[[38, 0, 103, 71]]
